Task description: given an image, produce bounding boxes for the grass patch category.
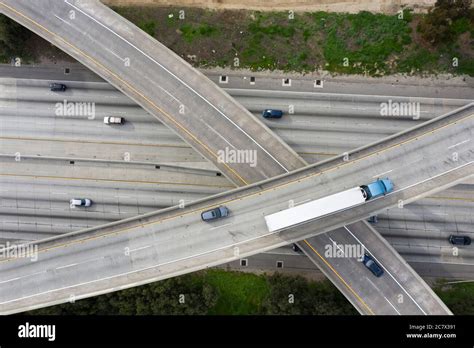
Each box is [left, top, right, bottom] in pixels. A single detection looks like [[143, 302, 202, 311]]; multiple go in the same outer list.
[[397, 47, 439, 73], [434, 281, 474, 315], [204, 269, 269, 314], [179, 23, 218, 43], [138, 21, 156, 36], [322, 11, 413, 75]]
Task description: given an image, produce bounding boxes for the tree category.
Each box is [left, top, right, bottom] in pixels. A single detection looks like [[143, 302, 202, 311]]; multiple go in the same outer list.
[[261, 273, 357, 315], [417, 0, 473, 44], [26, 274, 219, 315], [0, 14, 31, 60]]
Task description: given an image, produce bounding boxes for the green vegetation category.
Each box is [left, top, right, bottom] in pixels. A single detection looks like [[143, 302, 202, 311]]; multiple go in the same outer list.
[[27, 270, 357, 315], [261, 273, 357, 315], [318, 10, 413, 74], [138, 20, 156, 36], [1, 2, 472, 75], [204, 270, 269, 314], [434, 281, 474, 315], [179, 23, 218, 43], [110, 4, 473, 76], [415, 0, 474, 75], [417, 0, 472, 44], [0, 15, 32, 63], [27, 272, 218, 315]]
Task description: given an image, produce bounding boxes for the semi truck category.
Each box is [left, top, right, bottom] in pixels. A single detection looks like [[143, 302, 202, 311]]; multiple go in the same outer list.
[[264, 178, 393, 233]]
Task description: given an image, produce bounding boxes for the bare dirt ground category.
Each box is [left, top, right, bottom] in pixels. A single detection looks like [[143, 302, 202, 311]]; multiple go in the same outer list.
[[101, 0, 435, 14]]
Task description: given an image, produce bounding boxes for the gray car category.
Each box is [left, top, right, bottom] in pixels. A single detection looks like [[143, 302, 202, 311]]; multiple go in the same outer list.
[[201, 206, 229, 221]]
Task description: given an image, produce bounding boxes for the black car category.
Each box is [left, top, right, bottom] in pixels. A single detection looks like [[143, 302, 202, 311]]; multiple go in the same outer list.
[[361, 253, 384, 277], [449, 235, 471, 246], [262, 109, 283, 119], [367, 215, 378, 223], [50, 83, 67, 92]]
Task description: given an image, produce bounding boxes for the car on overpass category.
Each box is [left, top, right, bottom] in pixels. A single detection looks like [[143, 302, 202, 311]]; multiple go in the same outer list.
[[361, 253, 384, 277], [201, 206, 229, 221]]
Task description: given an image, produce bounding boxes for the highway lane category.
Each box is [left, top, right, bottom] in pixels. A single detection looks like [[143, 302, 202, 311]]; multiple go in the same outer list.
[[0, 0, 305, 185], [0, 103, 472, 314]]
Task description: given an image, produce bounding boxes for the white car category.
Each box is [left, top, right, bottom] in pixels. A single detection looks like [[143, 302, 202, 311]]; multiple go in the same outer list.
[[70, 198, 92, 207], [104, 116, 123, 124]]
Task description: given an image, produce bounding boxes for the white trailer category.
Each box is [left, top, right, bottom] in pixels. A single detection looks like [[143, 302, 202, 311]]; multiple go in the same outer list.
[[264, 187, 367, 233]]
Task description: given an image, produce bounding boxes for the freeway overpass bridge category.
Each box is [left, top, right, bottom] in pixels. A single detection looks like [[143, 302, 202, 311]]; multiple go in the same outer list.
[[0, 0, 457, 314]]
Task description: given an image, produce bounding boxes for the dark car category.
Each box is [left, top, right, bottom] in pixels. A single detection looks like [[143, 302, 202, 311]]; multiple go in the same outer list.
[[50, 83, 67, 92], [361, 253, 384, 277], [262, 109, 283, 119], [449, 235, 471, 246], [201, 206, 229, 222], [367, 215, 378, 223]]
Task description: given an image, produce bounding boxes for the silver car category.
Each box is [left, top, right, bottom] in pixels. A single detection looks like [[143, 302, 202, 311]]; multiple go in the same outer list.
[[70, 198, 92, 207], [201, 206, 229, 221]]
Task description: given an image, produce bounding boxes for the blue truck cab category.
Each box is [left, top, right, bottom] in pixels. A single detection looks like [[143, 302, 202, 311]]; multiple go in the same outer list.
[[361, 178, 393, 201]]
